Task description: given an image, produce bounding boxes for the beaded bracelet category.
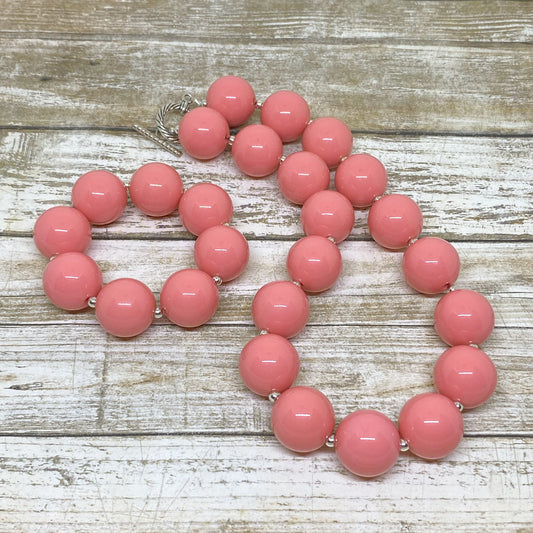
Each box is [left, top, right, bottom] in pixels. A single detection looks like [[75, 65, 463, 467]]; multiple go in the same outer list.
[[33, 75, 497, 478]]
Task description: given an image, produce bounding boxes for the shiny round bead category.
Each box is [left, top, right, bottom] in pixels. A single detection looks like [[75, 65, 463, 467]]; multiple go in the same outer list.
[[251, 281, 309, 338], [71, 170, 127, 225], [178, 183, 233, 236], [239, 333, 300, 396], [398, 392, 463, 460], [286, 235, 342, 293], [434, 345, 497, 409], [232, 124, 283, 178], [368, 194, 423, 250], [335, 410, 401, 478], [194, 225, 249, 282], [33, 206, 92, 258], [434, 289, 495, 346], [129, 162, 183, 217], [271, 386, 335, 453], [402, 237, 460, 294], [43, 252, 102, 311], [95, 278, 156, 338], [160, 269, 219, 328], [260, 90, 310, 142]]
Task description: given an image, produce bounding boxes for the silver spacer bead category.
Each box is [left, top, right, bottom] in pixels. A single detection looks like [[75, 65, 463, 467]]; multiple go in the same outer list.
[[213, 276, 223, 286], [259, 329, 268, 335], [256, 101, 263, 109], [399, 438, 410, 452], [268, 392, 280, 403], [292, 280, 302, 288], [325, 434, 335, 448], [469, 343, 479, 349], [448, 286, 455, 292], [227, 135, 236, 146], [327, 235, 336, 244], [280, 155, 286, 163], [373, 194, 384, 202], [407, 237, 418, 247], [455, 401, 464, 412], [87, 296, 97, 309], [154, 307, 163, 319]]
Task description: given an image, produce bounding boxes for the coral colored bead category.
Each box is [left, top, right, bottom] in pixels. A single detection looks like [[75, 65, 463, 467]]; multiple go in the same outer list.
[[434, 345, 497, 409], [33, 206, 92, 258], [206, 76, 256, 128], [194, 225, 249, 282], [287, 235, 342, 293], [95, 278, 155, 338], [178, 183, 233, 236], [239, 334, 300, 396], [271, 386, 335, 453], [178, 107, 230, 160], [277, 151, 330, 205], [368, 194, 423, 250], [160, 269, 219, 328], [252, 281, 309, 338], [302, 117, 353, 169], [260, 90, 310, 142], [335, 410, 400, 478], [71, 170, 127, 225], [335, 153, 388, 207], [402, 237, 460, 294], [434, 289, 495, 346], [43, 252, 102, 311], [398, 392, 463, 460], [301, 190, 355, 243], [129, 162, 183, 217], [232, 124, 283, 178]]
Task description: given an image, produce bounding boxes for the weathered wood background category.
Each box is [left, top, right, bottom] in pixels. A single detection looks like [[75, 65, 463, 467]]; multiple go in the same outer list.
[[0, 1, 532, 531]]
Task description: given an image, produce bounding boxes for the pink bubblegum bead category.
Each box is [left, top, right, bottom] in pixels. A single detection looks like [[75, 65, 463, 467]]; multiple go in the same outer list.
[[434, 345, 497, 409], [335, 153, 388, 207], [33, 206, 92, 258], [287, 235, 342, 293], [232, 124, 283, 178], [368, 194, 423, 250], [271, 386, 335, 453], [301, 190, 355, 243], [402, 237, 460, 294], [160, 269, 219, 328], [129, 162, 183, 217], [178, 183, 233, 236], [252, 281, 309, 338], [302, 117, 353, 169], [178, 107, 229, 160], [434, 289, 495, 346], [277, 151, 330, 205], [71, 170, 127, 225], [194, 225, 249, 282], [398, 392, 463, 460], [260, 90, 310, 142], [43, 252, 102, 311], [95, 278, 155, 338], [206, 76, 256, 128], [239, 333, 300, 396], [335, 410, 400, 478]]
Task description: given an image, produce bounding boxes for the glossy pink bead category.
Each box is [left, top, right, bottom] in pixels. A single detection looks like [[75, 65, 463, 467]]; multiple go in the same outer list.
[[178, 183, 233, 236], [277, 151, 330, 205], [43, 252, 102, 311], [368, 194, 423, 250], [335, 153, 388, 207], [335, 410, 400, 477], [178, 107, 229, 160], [402, 237, 460, 294], [160, 269, 219, 328], [398, 392, 463, 460], [206, 76, 256, 128], [95, 278, 155, 338], [286, 235, 342, 293], [434, 345, 497, 409], [33, 206, 92, 258], [239, 333, 300, 396], [71, 170, 127, 225], [129, 162, 183, 217], [301, 190, 355, 243], [271, 386, 335, 453], [194, 225, 249, 282], [301, 117, 353, 169], [260, 90, 310, 142], [251, 281, 309, 338], [232, 124, 283, 178], [434, 289, 495, 346]]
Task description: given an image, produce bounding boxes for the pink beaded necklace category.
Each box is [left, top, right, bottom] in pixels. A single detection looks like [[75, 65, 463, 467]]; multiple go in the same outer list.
[[33, 76, 497, 478]]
